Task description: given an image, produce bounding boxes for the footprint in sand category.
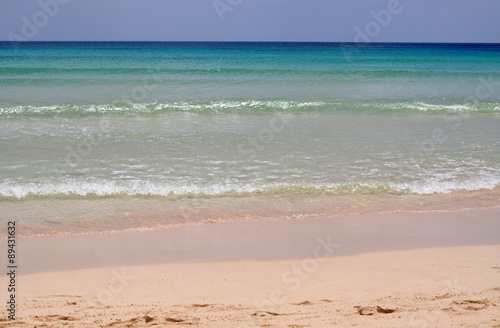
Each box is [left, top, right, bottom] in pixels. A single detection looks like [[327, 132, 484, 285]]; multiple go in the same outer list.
[[106, 316, 156, 327], [191, 303, 211, 308], [451, 299, 489, 311], [165, 317, 185, 323], [0, 320, 30, 326], [355, 306, 396, 315], [33, 315, 78, 322], [251, 311, 284, 317]]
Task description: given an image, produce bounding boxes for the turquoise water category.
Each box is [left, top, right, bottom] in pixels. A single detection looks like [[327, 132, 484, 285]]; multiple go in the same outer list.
[[1, 43, 500, 106], [1, 42, 499, 235]]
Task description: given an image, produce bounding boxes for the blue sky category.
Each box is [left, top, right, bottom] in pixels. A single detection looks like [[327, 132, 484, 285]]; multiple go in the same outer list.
[[1, 0, 499, 42]]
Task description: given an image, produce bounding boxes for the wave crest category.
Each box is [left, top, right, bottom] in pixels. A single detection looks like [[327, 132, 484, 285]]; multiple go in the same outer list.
[[1, 100, 499, 118], [1, 177, 499, 200]]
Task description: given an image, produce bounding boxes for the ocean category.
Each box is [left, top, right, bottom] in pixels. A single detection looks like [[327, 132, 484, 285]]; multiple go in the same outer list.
[[1, 42, 499, 237]]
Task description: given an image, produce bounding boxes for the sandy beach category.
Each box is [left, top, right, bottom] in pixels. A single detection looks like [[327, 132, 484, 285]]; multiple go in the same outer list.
[[1, 207, 499, 327]]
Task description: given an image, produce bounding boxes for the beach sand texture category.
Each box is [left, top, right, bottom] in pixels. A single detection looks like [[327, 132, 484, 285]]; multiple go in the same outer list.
[[1, 208, 499, 327]]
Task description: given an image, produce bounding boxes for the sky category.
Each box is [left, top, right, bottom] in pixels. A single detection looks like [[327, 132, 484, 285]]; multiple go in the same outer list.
[[1, 0, 499, 43]]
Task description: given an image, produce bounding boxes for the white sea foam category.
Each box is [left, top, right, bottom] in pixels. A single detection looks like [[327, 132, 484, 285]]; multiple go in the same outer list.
[[393, 174, 500, 195], [411, 103, 470, 112], [2, 100, 499, 118], [0, 100, 329, 116], [1, 176, 499, 200]]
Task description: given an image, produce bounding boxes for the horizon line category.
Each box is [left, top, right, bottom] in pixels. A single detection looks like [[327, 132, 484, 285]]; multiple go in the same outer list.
[[1, 41, 500, 45]]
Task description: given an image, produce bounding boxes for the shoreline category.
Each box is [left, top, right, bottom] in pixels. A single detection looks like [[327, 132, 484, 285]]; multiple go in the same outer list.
[[3, 187, 500, 239], [8, 204, 500, 241], [8, 207, 500, 274]]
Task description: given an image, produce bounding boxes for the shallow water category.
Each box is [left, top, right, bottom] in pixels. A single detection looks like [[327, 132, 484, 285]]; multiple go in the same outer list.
[[1, 42, 499, 236]]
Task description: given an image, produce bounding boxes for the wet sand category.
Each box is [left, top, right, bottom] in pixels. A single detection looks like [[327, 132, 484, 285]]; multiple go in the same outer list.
[[1, 208, 499, 327]]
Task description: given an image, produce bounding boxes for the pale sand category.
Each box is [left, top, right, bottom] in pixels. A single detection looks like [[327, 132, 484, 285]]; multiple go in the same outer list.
[[1, 208, 500, 327]]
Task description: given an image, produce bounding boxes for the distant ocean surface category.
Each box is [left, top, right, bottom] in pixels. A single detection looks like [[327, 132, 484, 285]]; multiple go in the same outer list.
[[1, 42, 499, 237]]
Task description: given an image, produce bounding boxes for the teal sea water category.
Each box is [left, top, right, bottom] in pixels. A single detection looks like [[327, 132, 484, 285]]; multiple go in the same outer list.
[[1, 42, 499, 236]]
